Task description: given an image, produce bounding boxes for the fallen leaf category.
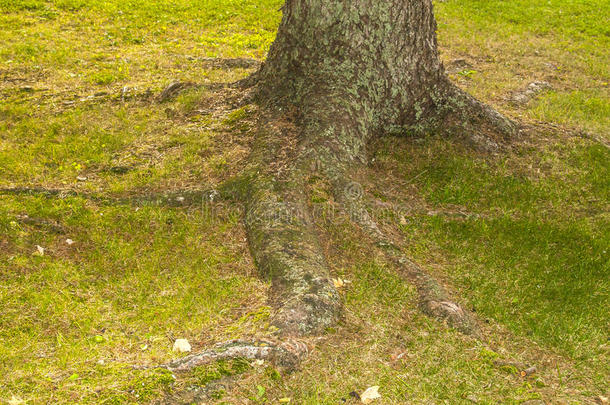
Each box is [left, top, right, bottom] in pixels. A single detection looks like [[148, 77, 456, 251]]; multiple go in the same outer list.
[[172, 338, 191, 353], [7, 396, 25, 405], [466, 395, 479, 403], [332, 278, 351, 288], [390, 350, 407, 361], [361, 386, 381, 403], [33, 245, 44, 256]]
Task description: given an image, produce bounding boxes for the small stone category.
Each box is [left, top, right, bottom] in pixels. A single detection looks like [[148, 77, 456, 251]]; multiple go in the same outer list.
[[173, 338, 191, 353], [65, 238, 75, 245]]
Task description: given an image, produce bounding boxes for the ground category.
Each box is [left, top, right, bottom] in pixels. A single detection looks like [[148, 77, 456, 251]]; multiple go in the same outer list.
[[0, 0, 608, 404]]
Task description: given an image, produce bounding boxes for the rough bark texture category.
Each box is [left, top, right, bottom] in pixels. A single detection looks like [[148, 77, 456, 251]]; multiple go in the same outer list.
[[258, 0, 444, 132], [241, 0, 507, 337], [162, 339, 308, 372], [256, 0, 514, 143]]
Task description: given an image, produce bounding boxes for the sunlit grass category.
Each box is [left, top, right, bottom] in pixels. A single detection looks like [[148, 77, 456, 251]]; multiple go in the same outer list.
[[0, 0, 608, 402]]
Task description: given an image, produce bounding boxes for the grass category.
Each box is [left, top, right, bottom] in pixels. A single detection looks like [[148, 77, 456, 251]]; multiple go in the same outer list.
[[0, 0, 608, 403], [0, 192, 269, 403], [374, 136, 609, 361], [435, 0, 609, 138]]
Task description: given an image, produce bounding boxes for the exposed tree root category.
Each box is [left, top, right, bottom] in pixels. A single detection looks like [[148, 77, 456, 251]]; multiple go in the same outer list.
[[407, 80, 519, 152], [390, 254, 479, 335], [243, 112, 342, 337], [331, 175, 479, 335], [0, 187, 221, 207], [196, 57, 261, 70], [444, 82, 517, 138], [140, 339, 309, 373], [158, 81, 199, 102]]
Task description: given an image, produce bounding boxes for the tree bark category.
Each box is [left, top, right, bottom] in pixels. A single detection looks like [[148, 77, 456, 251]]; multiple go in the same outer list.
[[243, 0, 513, 337]]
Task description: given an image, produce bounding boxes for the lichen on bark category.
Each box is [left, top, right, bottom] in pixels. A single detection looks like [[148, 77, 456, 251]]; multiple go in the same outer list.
[[241, 0, 511, 337]]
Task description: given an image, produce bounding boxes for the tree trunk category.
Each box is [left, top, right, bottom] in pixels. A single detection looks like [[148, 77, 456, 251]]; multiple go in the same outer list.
[[244, 0, 513, 337], [257, 0, 514, 143]]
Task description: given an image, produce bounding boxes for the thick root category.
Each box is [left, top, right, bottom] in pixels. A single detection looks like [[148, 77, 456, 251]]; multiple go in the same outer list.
[[407, 80, 518, 151], [245, 186, 342, 336], [440, 81, 518, 151], [244, 113, 341, 337], [396, 255, 478, 335], [332, 177, 479, 335], [158, 339, 309, 373]]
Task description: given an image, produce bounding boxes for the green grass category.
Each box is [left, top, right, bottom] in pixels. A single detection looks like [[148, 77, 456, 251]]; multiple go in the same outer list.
[[531, 90, 610, 134], [435, 0, 609, 138], [378, 137, 608, 358], [0, 0, 608, 403], [0, 192, 269, 403]]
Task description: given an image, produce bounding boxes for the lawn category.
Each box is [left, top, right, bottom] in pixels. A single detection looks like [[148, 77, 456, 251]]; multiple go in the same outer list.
[[0, 0, 608, 403]]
